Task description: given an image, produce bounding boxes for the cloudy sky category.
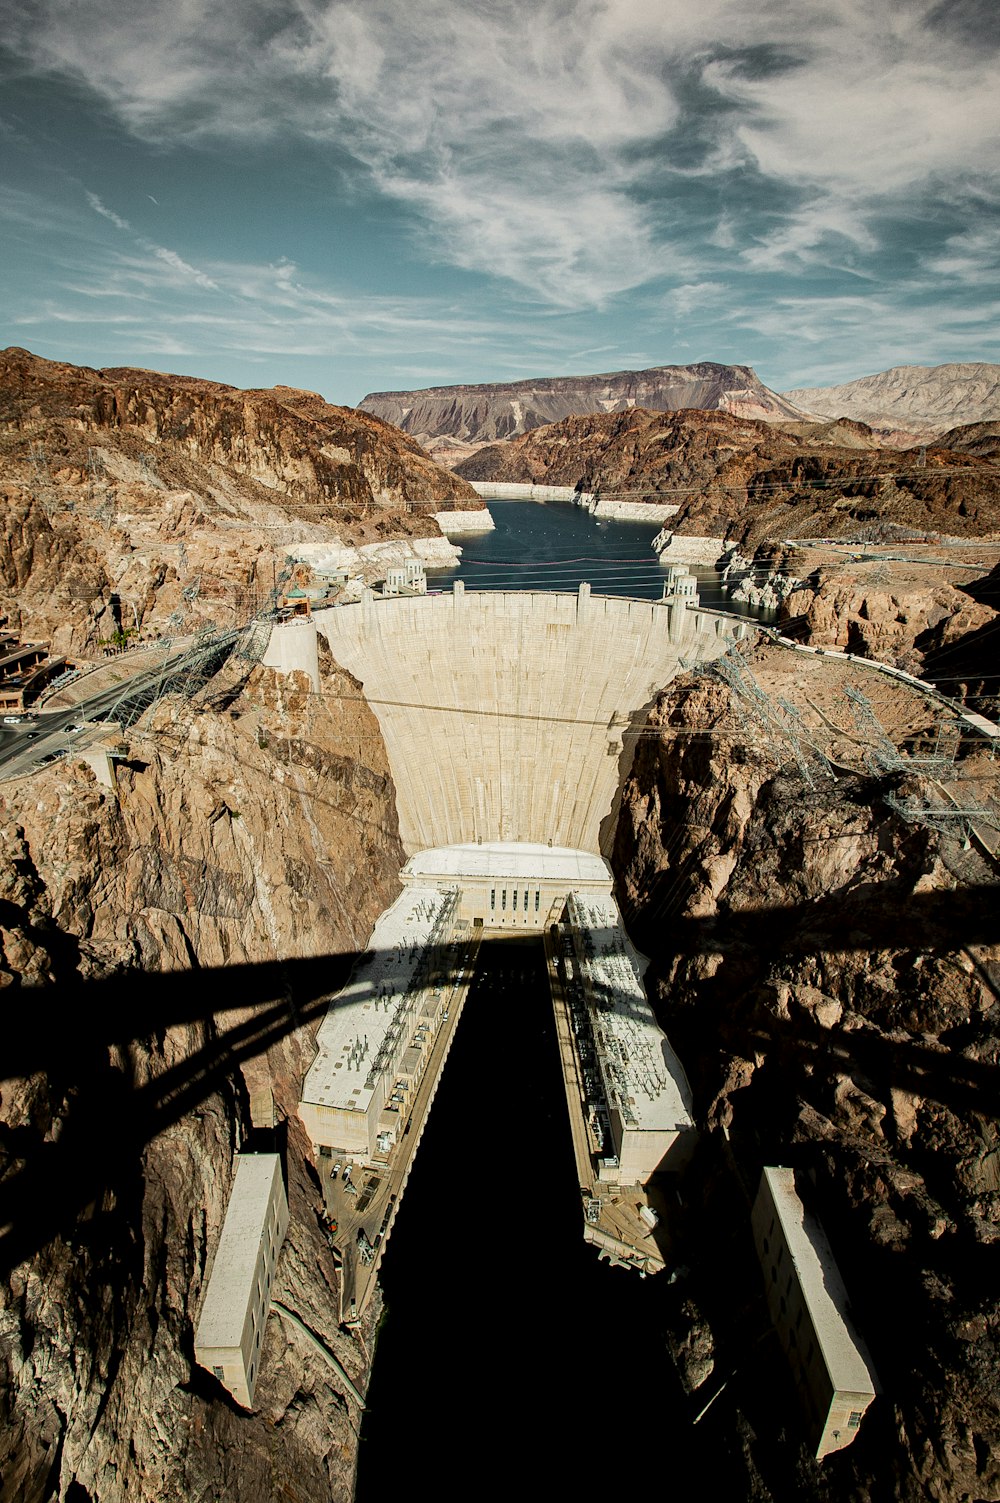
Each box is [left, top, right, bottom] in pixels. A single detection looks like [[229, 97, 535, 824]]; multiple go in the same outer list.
[[1, 0, 998, 404]]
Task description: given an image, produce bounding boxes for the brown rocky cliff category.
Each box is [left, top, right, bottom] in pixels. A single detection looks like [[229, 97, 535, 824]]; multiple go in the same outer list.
[[0, 347, 482, 653], [456, 407, 1000, 546], [612, 648, 1000, 1500], [0, 488, 114, 654], [780, 560, 997, 674], [0, 647, 404, 1501], [1, 347, 478, 515]]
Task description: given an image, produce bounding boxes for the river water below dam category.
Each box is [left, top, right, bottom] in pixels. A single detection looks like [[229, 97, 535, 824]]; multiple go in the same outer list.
[[355, 937, 737, 1500], [431, 497, 768, 618]]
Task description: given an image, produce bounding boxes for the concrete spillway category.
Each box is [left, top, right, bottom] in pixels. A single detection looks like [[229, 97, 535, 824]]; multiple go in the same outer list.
[[315, 587, 742, 856]]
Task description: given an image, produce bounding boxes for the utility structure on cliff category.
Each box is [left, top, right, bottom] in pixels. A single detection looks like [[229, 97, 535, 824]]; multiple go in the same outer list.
[[752, 1167, 878, 1460], [194, 1154, 289, 1410]]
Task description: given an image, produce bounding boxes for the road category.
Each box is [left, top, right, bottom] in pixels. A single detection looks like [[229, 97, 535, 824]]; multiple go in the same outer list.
[[0, 632, 241, 781]]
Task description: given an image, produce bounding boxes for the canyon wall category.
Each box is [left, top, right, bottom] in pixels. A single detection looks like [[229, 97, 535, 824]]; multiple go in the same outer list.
[[0, 647, 404, 1501], [612, 642, 1000, 1500], [0, 347, 481, 653]]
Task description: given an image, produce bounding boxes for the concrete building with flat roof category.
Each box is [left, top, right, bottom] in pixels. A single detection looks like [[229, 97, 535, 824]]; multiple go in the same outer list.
[[298, 884, 460, 1164], [193, 1154, 289, 1409], [753, 1166, 878, 1459], [561, 892, 695, 1184], [401, 842, 613, 931]]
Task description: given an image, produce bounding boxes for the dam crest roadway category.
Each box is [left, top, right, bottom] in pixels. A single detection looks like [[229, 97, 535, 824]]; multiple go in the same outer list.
[[296, 584, 749, 1318]]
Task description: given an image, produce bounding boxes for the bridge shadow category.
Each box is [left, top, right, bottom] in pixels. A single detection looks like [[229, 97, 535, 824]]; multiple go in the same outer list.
[[0, 881, 996, 1277]]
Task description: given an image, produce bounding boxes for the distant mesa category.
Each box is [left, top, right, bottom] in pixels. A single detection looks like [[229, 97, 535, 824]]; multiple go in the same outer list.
[[357, 361, 815, 446], [782, 363, 1000, 438]]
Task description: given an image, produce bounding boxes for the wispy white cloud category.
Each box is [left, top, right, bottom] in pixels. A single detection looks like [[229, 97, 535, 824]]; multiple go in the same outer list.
[[85, 190, 131, 232], [663, 282, 728, 317], [733, 290, 1000, 387], [2, 0, 998, 397], [5, 185, 590, 377], [7, 0, 994, 301], [740, 200, 879, 274], [923, 224, 1000, 285], [85, 188, 219, 290]]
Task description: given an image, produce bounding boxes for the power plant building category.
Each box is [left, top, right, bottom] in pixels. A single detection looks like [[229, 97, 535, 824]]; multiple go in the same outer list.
[[753, 1166, 878, 1459], [560, 892, 696, 1184], [400, 842, 613, 931], [299, 885, 460, 1165], [194, 1154, 289, 1410]]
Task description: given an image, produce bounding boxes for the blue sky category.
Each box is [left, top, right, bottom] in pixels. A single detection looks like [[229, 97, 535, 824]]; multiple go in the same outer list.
[[2, 0, 998, 405]]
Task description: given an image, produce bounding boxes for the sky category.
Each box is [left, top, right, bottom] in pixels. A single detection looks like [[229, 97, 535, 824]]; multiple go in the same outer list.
[[1, 0, 998, 406]]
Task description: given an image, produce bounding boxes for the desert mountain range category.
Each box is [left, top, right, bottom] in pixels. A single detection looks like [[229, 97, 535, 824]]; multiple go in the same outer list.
[[358, 362, 812, 450], [783, 363, 1000, 435], [360, 360, 1000, 452]]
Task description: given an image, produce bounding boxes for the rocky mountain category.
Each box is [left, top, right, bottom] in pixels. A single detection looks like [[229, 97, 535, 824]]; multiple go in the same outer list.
[[937, 421, 1000, 464], [0, 647, 404, 1501], [358, 362, 811, 446], [613, 644, 1000, 1500], [455, 407, 1000, 547], [783, 364, 1000, 437], [0, 347, 480, 652]]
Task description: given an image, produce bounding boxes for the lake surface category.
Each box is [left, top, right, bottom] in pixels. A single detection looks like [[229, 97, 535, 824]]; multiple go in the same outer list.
[[429, 497, 766, 619]]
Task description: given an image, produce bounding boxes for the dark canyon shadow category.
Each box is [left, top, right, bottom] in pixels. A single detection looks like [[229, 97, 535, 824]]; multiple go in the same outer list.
[[0, 883, 997, 1277]]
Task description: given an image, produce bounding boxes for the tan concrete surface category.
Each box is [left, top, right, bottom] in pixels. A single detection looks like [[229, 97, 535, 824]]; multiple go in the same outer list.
[[316, 591, 738, 855]]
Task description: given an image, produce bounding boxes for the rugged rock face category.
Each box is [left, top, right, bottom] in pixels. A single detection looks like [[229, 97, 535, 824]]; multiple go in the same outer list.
[[0, 647, 404, 1501], [612, 642, 1000, 1501], [455, 407, 1000, 548], [937, 420, 1000, 464], [783, 364, 1000, 439], [779, 559, 997, 675], [358, 362, 811, 445], [0, 347, 480, 651]]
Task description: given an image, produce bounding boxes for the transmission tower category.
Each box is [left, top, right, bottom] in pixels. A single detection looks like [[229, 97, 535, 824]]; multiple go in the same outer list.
[[844, 685, 960, 777], [27, 443, 58, 518], [713, 650, 832, 789]]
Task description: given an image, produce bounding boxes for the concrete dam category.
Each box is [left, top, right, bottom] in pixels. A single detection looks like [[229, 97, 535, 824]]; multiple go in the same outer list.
[[314, 585, 743, 856], [282, 585, 749, 1327]]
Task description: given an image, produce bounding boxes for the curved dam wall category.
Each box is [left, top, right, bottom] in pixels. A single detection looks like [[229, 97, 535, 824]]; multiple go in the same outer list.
[[315, 588, 743, 856]]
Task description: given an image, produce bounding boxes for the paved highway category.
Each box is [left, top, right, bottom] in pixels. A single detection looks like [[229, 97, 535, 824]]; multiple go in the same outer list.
[[0, 632, 241, 781]]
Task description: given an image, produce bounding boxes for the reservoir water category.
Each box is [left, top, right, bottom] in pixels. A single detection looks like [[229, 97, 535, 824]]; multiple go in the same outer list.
[[430, 496, 767, 618]]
